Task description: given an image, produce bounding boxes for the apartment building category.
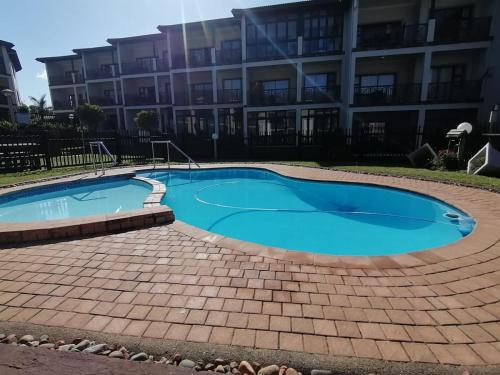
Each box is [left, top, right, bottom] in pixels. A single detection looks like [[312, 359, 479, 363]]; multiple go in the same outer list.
[[37, 0, 499, 152], [0, 40, 22, 121]]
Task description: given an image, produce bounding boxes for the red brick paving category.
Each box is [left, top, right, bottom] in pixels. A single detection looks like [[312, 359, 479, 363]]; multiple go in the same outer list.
[[1, 165, 500, 366]]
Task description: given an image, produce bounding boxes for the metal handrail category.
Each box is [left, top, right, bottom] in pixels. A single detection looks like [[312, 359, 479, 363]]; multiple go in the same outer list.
[[89, 141, 117, 175], [151, 140, 200, 170]]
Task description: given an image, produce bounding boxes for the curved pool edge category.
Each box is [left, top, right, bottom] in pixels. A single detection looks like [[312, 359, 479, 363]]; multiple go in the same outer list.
[[143, 163, 500, 269], [0, 171, 173, 245]]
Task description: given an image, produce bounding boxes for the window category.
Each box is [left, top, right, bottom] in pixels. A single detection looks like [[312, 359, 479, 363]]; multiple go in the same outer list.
[[221, 40, 241, 51], [303, 10, 342, 55], [262, 80, 289, 91], [176, 110, 214, 137], [223, 79, 241, 90], [301, 108, 339, 140], [354, 74, 396, 88], [303, 73, 336, 102], [248, 111, 296, 138], [218, 108, 243, 136], [138, 86, 155, 98], [191, 83, 212, 104], [246, 14, 298, 60], [189, 48, 210, 66], [136, 57, 155, 69], [222, 79, 242, 103], [431, 65, 465, 84], [103, 89, 113, 97]]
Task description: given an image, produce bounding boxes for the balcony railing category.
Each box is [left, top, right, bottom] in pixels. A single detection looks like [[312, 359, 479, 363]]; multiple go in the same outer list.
[[90, 96, 121, 106], [172, 48, 213, 69], [353, 84, 422, 106], [246, 41, 298, 62], [302, 37, 343, 56], [86, 66, 118, 80], [121, 59, 169, 75], [49, 73, 84, 86], [218, 89, 242, 104], [427, 81, 482, 103], [248, 88, 296, 106], [302, 86, 341, 103], [176, 90, 214, 106], [357, 23, 427, 50], [52, 100, 76, 110], [434, 17, 491, 43], [124, 95, 157, 106], [216, 49, 242, 65]]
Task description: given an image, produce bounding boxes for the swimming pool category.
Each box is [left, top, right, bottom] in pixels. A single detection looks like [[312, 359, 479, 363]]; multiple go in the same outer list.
[[0, 178, 152, 223], [142, 168, 475, 256]]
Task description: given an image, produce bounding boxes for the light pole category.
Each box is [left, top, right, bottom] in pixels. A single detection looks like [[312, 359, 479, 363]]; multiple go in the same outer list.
[[1, 89, 16, 124]]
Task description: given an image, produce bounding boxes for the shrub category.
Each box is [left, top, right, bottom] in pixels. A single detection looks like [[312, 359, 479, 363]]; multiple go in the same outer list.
[[431, 149, 460, 171], [75, 104, 104, 132], [134, 110, 158, 132]]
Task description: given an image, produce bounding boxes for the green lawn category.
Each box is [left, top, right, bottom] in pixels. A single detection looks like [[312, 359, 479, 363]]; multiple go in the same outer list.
[[0, 166, 91, 187], [281, 161, 500, 193]]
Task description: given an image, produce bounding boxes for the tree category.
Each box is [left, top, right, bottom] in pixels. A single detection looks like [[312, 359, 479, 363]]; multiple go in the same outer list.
[[134, 110, 158, 132], [29, 94, 49, 119], [75, 104, 105, 132]]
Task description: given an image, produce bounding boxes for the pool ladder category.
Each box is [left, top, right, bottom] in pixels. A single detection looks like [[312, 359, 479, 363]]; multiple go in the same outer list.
[[151, 140, 200, 170], [89, 141, 117, 175]]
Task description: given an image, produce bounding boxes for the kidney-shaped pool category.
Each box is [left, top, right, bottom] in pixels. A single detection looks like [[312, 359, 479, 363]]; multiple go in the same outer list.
[[142, 168, 475, 256]]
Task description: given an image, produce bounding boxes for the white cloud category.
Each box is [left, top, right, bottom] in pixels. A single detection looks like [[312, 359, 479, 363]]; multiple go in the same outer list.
[[36, 69, 47, 80]]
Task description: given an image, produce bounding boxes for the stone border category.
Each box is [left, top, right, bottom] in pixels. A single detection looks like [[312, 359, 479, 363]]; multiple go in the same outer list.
[[149, 164, 500, 269], [0, 172, 173, 245]]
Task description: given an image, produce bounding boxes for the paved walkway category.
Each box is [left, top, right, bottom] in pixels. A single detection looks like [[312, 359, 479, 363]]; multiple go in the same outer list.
[[1, 165, 500, 367]]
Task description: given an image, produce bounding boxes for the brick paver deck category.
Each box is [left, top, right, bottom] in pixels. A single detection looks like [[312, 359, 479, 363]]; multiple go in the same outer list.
[[1, 164, 500, 366]]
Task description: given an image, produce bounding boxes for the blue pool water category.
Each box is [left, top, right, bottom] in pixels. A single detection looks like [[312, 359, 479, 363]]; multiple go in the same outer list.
[[142, 168, 475, 256], [0, 178, 151, 223]]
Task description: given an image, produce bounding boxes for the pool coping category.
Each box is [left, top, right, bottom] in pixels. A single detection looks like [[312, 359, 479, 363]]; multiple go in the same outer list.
[[144, 163, 500, 270], [0, 171, 173, 245]]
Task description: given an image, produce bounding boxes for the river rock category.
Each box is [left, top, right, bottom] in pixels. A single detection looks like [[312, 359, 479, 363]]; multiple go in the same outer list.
[[39, 343, 56, 349], [83, 343, 108, 354], [179, 359, 196, 368], [0, 334, 5, 341], [73, 339, 90, 351], [230, 362, 238, 369], [205, 363, 216, 371], [239, 361, 256, 375], [58, 344, 74, 351], [279, 366, 287, 375], [130, 352, 149, 361], [232, 369, 241, 375], [215, 358, 226, 365], [40, 334, 49, 343], [286, 368, 300, 375], [257, 365, 280, 375], [19, 335, 34, 344], [173, 353, 182, 364], [29, 341, 39, 347], [215, 365, 226, 373], [4, 334, 17, 344], [311, 371, 332, 375], [109, 350, 125, 359]]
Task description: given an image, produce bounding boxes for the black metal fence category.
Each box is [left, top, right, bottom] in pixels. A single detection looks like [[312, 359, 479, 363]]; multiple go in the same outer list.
[[0, 125, 496, 173]]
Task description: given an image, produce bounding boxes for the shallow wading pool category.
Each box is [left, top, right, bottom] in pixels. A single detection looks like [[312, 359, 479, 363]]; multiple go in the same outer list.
[[0, 178, 152, 223], [142, 168, 475, 256]]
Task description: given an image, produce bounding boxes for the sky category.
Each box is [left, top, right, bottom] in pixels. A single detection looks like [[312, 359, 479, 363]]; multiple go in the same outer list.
[[1, 0, 288, 105]]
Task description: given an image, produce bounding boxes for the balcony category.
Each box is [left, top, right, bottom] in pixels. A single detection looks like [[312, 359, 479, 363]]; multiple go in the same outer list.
[[172, 48, 213, 69], [124, 95, 157, 106], [427, 81, 482, 103], [302, 37, 343, 57], [52, 100, 76, 110], [86, 65, 119, 80], [159, 91, 171, 104], [248, 88, 296, 106], [0, 95, 7, 105], [121, 59, 169, 75], [302, 86, 341, 103], [49, 73, 84, 86], [216, 49, 242, 65], [246, 41, 298, 62], [90, 96, 121, 106], [434, 17, 491, 43], [218, 89, 242, 104], [357, 23, 427, 50], [353, 84, 421, 106], [176, 90, 213, 106]]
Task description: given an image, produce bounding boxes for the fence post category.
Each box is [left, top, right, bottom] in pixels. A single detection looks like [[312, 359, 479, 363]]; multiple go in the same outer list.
[[297, 131, 302, 161], [115, 132, 122, 165], [43, 132, 52, 170]]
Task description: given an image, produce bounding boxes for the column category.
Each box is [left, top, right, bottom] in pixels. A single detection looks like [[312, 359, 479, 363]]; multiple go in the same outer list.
[[113, 80, 119, 105], [241, 16, 246, 62], [427, 19, 436, 42], [116, 42, 123, 74], [296, 62, 303, 103], [116, 108, 122, 130], [154, 75, 160, 104], [172, 108, 177, 135], [243, 107, 248, 141], [212, 69, 218, 104], [157, 108, 162, 131], [81, 53, 88, 80], [416, 108, 426, 148], [73, 87, 79, 107], [166, 31, 173, 69], [242, 66, 248, 105], [169, 74, 176, 105], [297, 36, 303, 56], [420, 51, 432, 102]]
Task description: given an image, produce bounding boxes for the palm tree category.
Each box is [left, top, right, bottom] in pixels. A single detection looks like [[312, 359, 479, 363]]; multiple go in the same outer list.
[[29, 94, 49, 121]]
